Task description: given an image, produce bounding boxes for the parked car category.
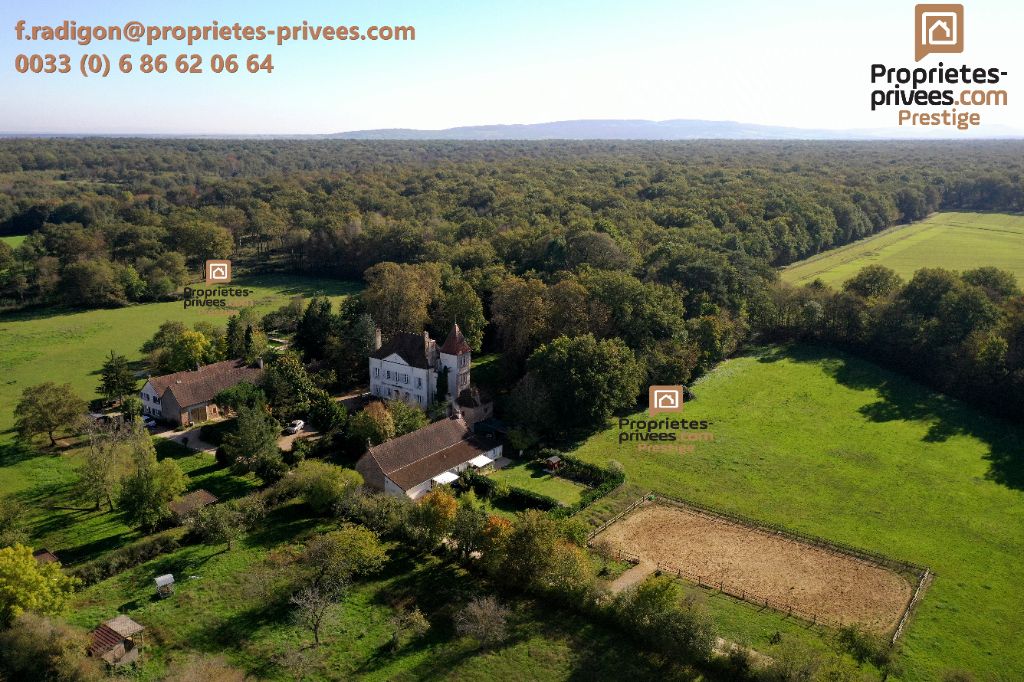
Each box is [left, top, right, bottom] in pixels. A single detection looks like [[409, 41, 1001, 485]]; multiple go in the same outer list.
[[284, 419, 305, 435], [141, 416, 157, 429]]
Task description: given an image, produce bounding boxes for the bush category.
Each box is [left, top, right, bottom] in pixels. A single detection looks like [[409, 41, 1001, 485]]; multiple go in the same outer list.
[[0, 613, 103, 681]]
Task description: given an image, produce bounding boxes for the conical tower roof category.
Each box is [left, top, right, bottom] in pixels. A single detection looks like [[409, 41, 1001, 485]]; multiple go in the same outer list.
[[439, 322, 471, 355]]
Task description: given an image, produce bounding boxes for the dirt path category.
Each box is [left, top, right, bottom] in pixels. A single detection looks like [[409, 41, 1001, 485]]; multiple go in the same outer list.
[[608, 560, 657, 593]]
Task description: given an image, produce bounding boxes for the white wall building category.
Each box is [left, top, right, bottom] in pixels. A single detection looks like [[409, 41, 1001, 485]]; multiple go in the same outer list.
[[369, 324, 472, 407]]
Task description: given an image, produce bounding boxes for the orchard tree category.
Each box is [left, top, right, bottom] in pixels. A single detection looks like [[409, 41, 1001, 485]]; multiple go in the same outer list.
[[454, 596, 510, 650], [14, 382, 86, 447], [289, 460, 363, 514], [304, 525, 388, 590]]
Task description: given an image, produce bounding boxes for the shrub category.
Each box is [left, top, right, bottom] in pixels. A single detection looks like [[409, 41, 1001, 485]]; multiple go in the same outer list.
[[0, 613, 103, 681]]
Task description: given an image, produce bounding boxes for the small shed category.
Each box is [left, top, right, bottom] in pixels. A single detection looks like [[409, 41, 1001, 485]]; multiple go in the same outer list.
[[155, 574, 175, 598], [89, 615, 144, 666], [32, 548, 60, 565], [543, 455, 563, 473]]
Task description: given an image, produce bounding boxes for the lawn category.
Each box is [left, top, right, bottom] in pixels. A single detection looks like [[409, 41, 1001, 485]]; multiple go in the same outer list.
[[68, 501, 701, 681], [571, 344, 1024, 681], [781, 211, 1024, 287], [0, 235, 25, 247], [489, 460, 589, 506]]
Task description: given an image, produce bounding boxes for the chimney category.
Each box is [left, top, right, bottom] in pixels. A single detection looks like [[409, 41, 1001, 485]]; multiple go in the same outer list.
[[374, 327, 382, 351], [423, 330, 430, 354]]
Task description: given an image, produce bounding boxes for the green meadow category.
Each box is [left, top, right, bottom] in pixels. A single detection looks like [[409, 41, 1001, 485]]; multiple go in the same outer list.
[[0, 235, 26, 247], [781, 212, 1024, 287], [572, 345, 1024, 681]]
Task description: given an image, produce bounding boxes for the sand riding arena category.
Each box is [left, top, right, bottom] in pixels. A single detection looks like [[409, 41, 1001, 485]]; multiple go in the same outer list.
[[591, 497, 930, 635]]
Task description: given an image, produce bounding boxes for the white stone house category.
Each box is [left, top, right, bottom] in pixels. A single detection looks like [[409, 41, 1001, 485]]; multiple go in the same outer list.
[[369, 324, 472, 408]]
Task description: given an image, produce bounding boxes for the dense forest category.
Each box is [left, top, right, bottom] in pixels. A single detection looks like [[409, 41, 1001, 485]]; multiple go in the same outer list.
[[1, 139, 1023, 426]]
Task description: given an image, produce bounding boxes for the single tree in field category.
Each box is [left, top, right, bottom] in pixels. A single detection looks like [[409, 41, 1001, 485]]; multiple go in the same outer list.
[[303, 525, 388, 590], [290, 583, 339, 646], [454, 595, 510, 650], [14, 382, 87, 447], [99, 350, 136, 405], [75, 420, 129, 511], [117, 434, 186, 530], [0, 544, 79, 626], [195, 503, 246, 551]]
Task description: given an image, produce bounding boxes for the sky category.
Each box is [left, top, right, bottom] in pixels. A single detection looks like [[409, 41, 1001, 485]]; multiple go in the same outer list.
[[0, 0, 1020, 134]]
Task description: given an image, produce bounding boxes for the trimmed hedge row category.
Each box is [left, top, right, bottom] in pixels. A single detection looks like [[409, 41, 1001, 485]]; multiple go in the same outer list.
[[67, 532, 182, 586], [458, 451, 625, 517], [540, 450, 625, 518], [458, 469, 560, 511]]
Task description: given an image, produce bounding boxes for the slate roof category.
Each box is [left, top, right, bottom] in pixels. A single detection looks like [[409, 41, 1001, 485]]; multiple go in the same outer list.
[[147, 359, 263, 409], [32, 549, 59, 565], [370, 332, 434, 369], [168, 489, 218, 517], [439, 323, 471, 355], [362, 417, 496, 491]]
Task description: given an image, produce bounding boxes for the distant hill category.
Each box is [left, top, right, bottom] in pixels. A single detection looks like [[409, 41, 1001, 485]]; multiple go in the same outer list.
[[331, 118, 1023, 141]]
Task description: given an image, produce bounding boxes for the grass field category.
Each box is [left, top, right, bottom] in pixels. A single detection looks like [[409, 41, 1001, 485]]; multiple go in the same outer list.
[[781, 212, 1024, 287], [489, 460, 589, 506], [67, 502, 693, 681], [0, 235, 25, 247], [572, 344, 1024, 681]]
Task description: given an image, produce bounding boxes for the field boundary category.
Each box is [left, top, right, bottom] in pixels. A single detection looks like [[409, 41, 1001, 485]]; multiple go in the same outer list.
[[595, 492, 932, 639]]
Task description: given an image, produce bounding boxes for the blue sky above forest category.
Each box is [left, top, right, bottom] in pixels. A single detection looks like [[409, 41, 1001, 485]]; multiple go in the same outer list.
[[0, 0, 1019, 134]]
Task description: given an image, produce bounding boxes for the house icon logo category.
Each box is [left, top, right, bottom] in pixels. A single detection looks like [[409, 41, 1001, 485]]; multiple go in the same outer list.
[[205, 259, 232, 283], [915, 4, 963, 61], [648, 385, 684, 415]]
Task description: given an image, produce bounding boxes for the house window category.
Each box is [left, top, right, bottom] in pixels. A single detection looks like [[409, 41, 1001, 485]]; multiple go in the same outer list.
[[417, 377, 422, 388], [374, 367, 379, 378], [403, 374, 409, 384], [386, 370, 392, 380]]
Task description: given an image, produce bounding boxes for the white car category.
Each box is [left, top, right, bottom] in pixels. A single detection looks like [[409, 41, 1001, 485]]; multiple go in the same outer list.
[[284, 419, 305, 435], [141, 416, 157, 429]]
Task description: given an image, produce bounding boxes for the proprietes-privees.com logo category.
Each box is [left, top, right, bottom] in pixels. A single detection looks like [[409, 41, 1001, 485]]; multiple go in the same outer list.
[[182, 259, 252, 309], [870, 4, 1010, 131], [617, 385, 714, 456]]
